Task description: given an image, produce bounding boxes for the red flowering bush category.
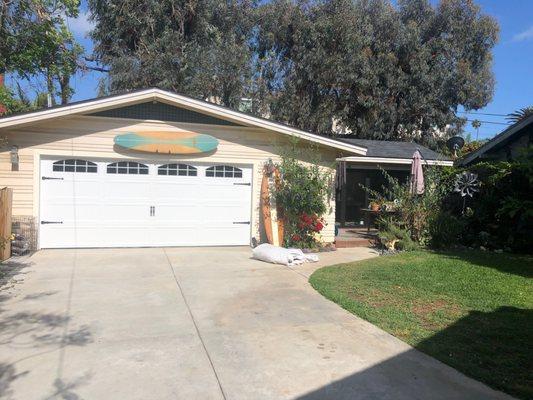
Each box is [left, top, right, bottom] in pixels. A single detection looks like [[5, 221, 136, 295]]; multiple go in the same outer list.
[[290, 212, 326, 247], [270, 141, 333, 248], [298, 213, 325, 232]]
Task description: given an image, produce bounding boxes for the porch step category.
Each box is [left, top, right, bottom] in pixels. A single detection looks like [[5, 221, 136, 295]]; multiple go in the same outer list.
[[334, 237, 374, 248]]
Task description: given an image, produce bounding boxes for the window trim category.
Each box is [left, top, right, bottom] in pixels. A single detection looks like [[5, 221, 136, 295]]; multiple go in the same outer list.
[[157, 163, 197, 176], [205, 165, 243, 178], [52, 159, 97, 173], [106, 161, 149, 175]]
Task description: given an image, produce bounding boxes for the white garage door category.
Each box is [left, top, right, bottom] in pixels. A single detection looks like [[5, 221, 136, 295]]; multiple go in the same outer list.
[[39, 158, 253, 248]]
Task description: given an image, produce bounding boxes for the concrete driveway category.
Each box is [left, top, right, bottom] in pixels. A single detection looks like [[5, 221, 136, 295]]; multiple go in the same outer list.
[[0, 247, 512, 400]]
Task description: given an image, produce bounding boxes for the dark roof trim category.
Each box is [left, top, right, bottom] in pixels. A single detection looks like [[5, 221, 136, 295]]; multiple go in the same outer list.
[[334, 137, 451, 161], [458, 114, 533, 166]]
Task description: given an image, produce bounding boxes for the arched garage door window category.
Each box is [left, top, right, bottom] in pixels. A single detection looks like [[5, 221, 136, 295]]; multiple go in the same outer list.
[[158, 163, 197, 176], [107, 161, 148, 175], [53, 159, 97, 173], [206, 165, 242, 178]]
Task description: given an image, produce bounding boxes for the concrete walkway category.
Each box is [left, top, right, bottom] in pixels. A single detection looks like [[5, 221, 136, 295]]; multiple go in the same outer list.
[[0, 247, 512, 400]]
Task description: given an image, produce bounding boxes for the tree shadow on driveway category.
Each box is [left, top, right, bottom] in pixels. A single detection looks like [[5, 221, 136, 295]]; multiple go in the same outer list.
[[0, 257, 94, 399], [295, 307, 528, 400]]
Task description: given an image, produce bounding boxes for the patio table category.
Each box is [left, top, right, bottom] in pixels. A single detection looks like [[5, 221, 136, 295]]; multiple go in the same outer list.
[[360, 208, 398, 233]]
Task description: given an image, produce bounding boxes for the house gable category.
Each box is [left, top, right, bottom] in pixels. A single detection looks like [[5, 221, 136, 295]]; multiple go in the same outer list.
[[88, 101, 243, 126], [0, 88, 366, 155]]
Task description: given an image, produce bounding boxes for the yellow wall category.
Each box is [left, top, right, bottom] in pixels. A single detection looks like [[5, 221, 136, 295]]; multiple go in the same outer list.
[[0, 115, 338, 246]]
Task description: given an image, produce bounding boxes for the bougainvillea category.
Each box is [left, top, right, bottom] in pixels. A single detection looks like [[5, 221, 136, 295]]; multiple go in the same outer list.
[[271, 141, 333, 248]]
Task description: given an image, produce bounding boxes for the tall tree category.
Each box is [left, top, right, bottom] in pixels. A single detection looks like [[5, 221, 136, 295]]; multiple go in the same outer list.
[[253, 0, 498, 146], [89, 0, 256, 108], [0, 0, 83, 105], [88, 0, 498, 148]]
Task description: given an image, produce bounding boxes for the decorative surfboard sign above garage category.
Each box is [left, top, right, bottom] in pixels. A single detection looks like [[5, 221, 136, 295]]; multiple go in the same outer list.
[[113, 131, 219, 154]]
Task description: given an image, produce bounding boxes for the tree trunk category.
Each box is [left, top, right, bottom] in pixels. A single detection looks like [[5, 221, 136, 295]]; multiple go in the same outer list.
[[59, 72, 70, 105], [46, 70, 56, 107]]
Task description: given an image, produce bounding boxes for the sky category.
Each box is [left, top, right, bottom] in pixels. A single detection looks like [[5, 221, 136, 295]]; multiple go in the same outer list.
[[15, 0, 533, 140]]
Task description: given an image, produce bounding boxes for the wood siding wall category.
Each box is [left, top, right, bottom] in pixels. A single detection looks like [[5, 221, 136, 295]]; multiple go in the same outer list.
[[0, 115, 338, 245]]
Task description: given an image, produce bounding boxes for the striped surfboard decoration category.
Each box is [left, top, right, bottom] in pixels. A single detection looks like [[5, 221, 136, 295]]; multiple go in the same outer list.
[[114, 131, 219, 154]]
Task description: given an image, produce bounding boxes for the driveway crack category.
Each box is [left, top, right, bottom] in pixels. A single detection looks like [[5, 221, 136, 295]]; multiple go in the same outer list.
[[162, 248, 227, 400]]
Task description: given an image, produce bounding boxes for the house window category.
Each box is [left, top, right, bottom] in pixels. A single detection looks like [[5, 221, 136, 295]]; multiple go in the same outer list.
[[107, 161, 149, 174], [205, 165, 243, 178], [53, 159, 97, 173], [158, 163, 197, 176]]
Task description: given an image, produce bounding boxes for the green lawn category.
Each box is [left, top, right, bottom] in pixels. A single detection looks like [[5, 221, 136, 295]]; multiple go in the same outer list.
[[309, 250, 533, 399]]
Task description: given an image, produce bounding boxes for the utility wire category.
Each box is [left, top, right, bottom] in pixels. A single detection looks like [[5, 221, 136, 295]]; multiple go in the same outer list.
[[464, 119, 511, 126], [458, 111, 509, 117]]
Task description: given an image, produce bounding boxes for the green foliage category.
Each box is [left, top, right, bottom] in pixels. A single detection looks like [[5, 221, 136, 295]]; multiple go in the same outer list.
[[271, 141, 333, 248], [428, 212, 466, 249], [88, 0, 498, 145], [0, 0, 83, 104], [363, 166, 453, 247], [506, 106, 533, 123], [0, 85, 32, 115], [455, 149, 533, 252], [89, 0, 255, 107], [376, 218, 418, 251], [252, 0, 498, 147], [458, 139, 487, 158]]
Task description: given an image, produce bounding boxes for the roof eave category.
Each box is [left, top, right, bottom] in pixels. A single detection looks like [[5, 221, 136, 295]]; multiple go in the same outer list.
[[338, 156, 454, 166], [458, 114, 533, 166]]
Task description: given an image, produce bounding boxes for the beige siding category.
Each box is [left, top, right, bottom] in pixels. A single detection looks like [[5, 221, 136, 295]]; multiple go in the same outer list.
[[0, 115, 338, 245]]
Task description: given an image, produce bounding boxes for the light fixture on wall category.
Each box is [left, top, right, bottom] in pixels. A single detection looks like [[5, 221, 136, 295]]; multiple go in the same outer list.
[[10, 145, 19, 171], [265, 158, 275, 174]]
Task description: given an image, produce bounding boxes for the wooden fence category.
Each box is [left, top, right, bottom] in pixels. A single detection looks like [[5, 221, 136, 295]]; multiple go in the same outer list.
[[0, 188, 13, 261]]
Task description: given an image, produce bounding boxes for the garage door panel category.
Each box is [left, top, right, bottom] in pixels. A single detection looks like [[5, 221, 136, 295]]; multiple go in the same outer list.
[[40, 226, 103, 248], [40, 158, 252, 248], [102, 183, 152, 201]]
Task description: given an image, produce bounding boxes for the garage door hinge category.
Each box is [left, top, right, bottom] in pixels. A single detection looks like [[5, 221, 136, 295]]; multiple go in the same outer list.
[[42, 176, 64, 180], [41, 221, 63, 224], [233, 221, 251, 225], [233, 182, 251, 186]]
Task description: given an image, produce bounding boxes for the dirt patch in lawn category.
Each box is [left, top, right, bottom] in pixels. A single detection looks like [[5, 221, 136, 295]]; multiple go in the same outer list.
[[411, 299, 464, 331]]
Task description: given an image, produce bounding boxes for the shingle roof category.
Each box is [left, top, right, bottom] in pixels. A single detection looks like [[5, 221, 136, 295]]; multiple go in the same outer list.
[[335, 138, 450, 160]]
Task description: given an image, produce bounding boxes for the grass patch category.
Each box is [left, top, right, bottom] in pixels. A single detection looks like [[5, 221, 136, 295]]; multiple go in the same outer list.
[[309, 250, 533, 399]]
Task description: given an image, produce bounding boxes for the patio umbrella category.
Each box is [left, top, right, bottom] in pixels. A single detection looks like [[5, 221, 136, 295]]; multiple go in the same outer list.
[[410, 150, 425, 195]]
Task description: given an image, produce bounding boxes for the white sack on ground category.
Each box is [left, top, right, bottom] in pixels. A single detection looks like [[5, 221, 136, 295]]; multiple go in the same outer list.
[[252, 243, 319, 266]]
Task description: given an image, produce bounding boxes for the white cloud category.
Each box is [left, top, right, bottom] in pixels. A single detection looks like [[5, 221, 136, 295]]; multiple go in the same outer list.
[[66, 10, 94, 38], [512, 26, 533, 42]]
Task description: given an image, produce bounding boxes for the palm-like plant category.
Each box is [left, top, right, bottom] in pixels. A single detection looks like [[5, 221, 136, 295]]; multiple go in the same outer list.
[[506, 106, 533, 123]]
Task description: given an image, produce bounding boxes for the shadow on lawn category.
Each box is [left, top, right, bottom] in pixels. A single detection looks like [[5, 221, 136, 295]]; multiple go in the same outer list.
[[434, 250, 533, 278], [296, 307, 530, 400]]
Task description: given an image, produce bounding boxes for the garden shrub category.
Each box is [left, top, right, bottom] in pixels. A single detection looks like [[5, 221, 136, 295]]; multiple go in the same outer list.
[[363, 166, 453, 249], [272, 141, 333, 248], [453, 148, 533, 252], [428, 211, 466, 249], [362, 147, 532, 253], [376, 217, 419, 251]]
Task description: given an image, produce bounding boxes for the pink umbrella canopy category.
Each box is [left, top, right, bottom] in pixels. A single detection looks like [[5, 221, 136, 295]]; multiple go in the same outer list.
[[410, 150, 425, 195]]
